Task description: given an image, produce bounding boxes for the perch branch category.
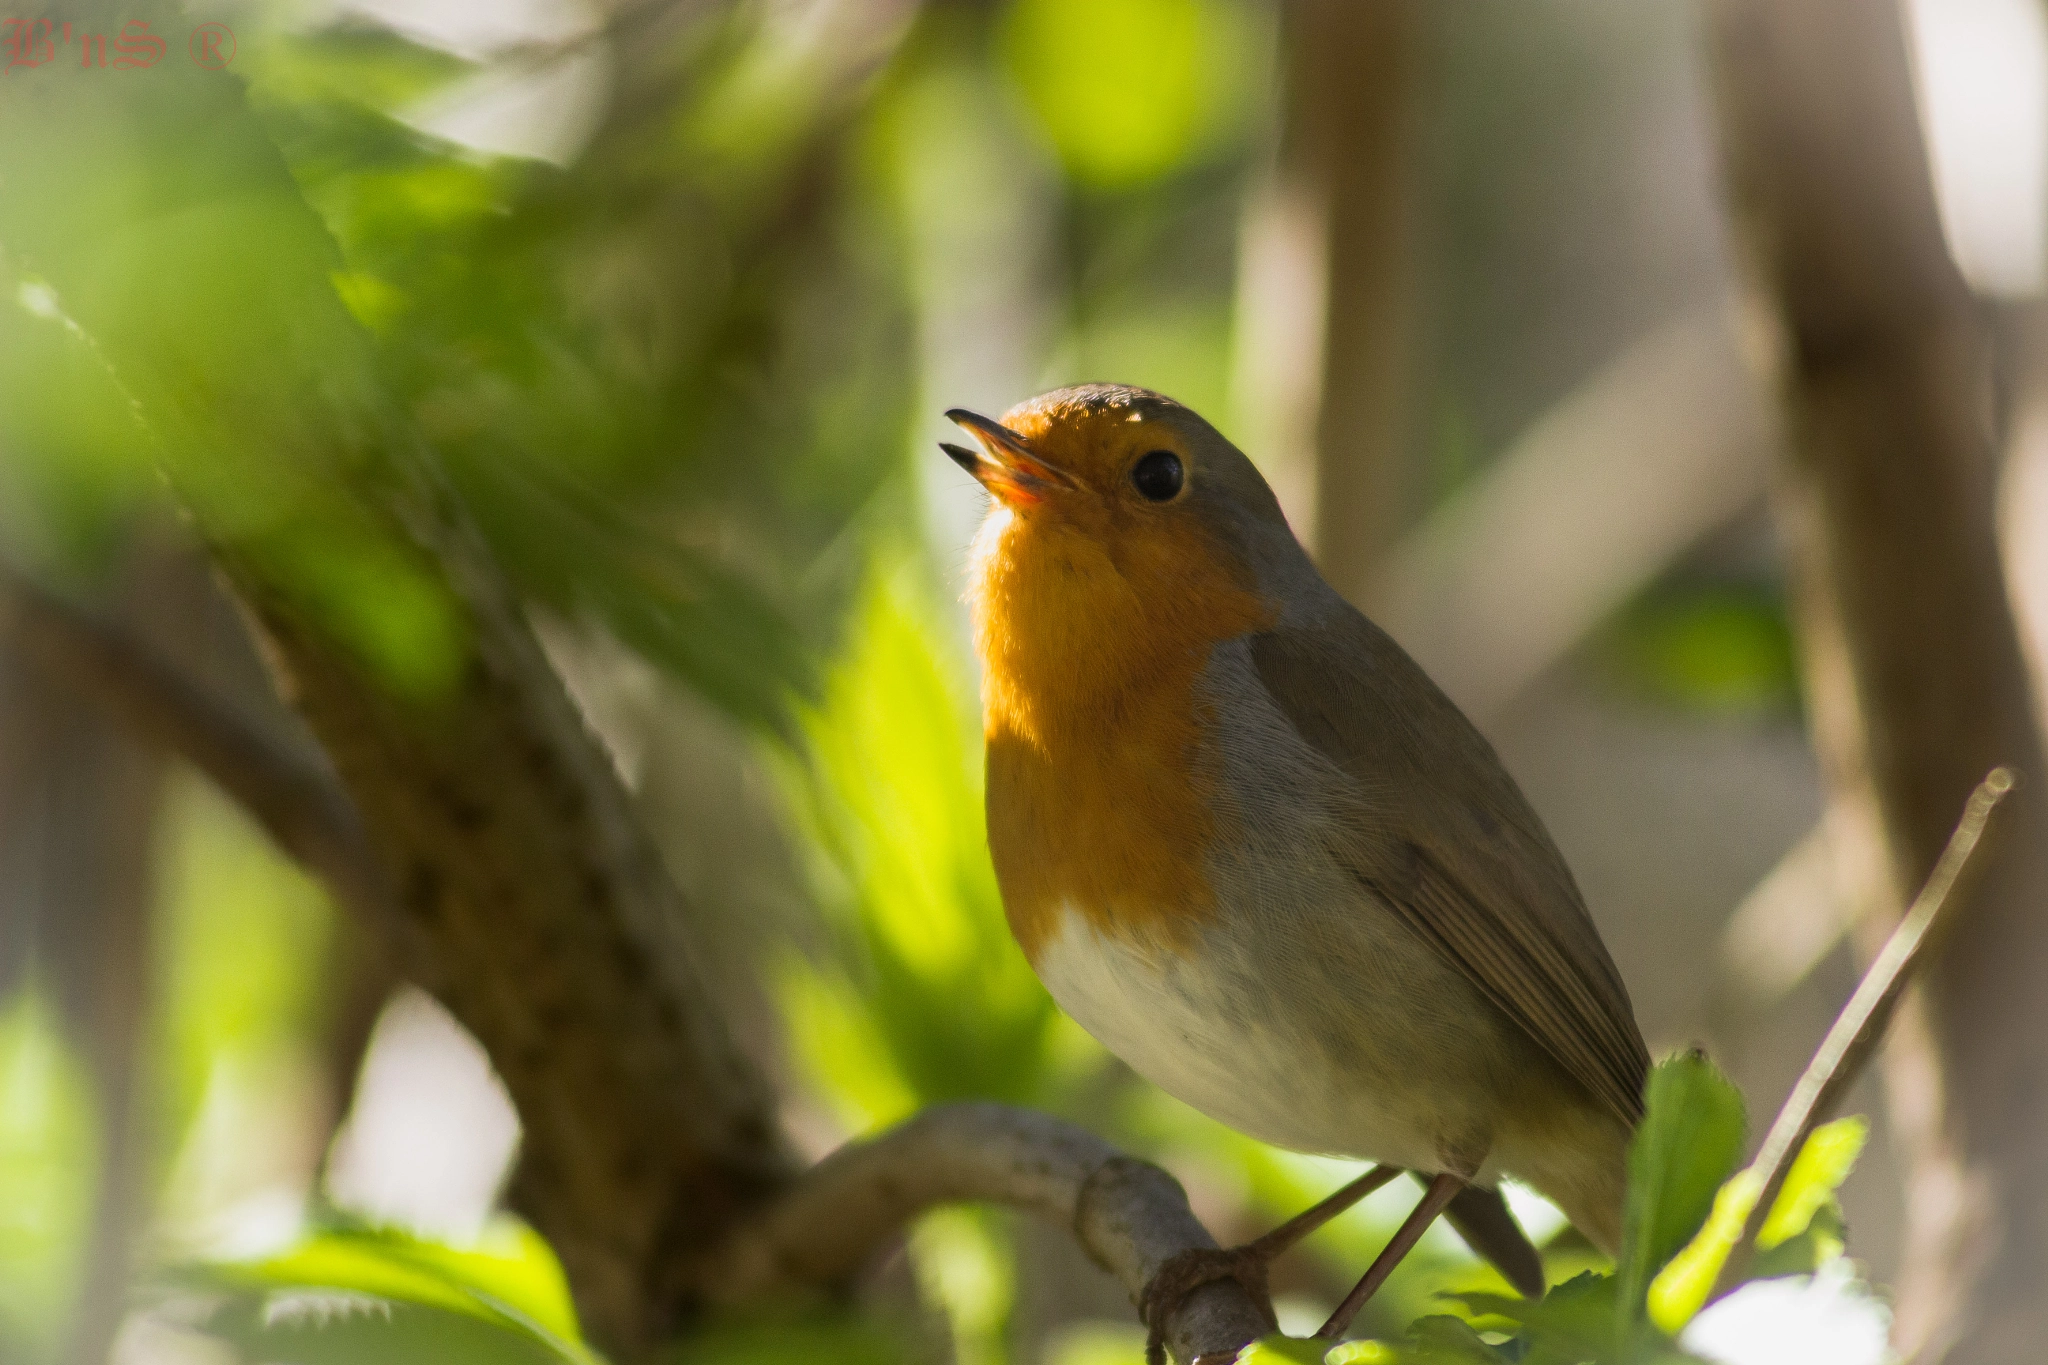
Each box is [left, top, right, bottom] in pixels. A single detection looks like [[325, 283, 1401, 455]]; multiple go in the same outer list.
[[702, 1102, 1273, 1365], [1713, 768, 2014, 1295]]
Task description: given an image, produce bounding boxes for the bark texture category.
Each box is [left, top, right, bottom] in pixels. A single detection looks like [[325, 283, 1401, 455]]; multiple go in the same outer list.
[[219, 470, 794, 1353], [1704, 2, 2048, 1357]]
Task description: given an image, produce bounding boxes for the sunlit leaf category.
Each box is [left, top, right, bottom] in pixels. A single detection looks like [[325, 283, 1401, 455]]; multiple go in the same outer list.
[[1324, 1340, 1401, 1365], [1643, 1168, 1760, 1338], [1647, 1117, 1867, 1334], [1617, 1054, 1746, 1322], [1238, 1333, 1332, 1365], [185, 1214, 590, 1364], [0, 268, 160, 574], [202, 1291, 566, 1365], [0, 46, 472, 700], [1758, 1117, 1865, 1251]]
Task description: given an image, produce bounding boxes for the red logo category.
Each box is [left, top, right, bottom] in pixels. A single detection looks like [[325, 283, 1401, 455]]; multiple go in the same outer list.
[[1, 18, 217, 71], [188, 19, 232, 68], [112, 19, 162, 68], [2, 17, 56, 69]]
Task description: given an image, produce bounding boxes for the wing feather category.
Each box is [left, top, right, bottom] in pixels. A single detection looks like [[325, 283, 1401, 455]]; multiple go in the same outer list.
[[1249, 621, 1649, 1127]]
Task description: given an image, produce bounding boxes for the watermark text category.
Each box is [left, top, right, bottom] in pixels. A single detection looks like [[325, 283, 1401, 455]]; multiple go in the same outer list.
[[3, 18, 234, 71]]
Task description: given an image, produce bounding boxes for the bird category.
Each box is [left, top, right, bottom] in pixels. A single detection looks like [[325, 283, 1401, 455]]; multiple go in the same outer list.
[[940, 384, 1650, 1360]]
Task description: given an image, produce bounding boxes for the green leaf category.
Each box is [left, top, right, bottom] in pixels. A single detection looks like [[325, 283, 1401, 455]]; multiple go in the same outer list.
[[1642, 1167, 1760, 1336], [1758, 1117, 1866, 1251], [1403, 1316, 1507, 1363], [0, 43, 472, 700], [1645, 1117, 1867, 1333], [182, 1216, 591, 1364], [1746, 1203, 1845, 1282], [1617, 1054, 1746, 1322], [1237, 1334, 1332, 1365], [203, 1292, 568, 1365], [1446, 1271, 1618, 1365]]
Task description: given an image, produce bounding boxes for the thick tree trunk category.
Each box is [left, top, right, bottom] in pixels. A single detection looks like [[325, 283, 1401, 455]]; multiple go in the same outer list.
[[1704, 2, 2048, 1357]]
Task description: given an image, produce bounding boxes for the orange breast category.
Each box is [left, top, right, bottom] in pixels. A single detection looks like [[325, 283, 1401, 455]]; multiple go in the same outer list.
[[974, 507, 1271, 961]]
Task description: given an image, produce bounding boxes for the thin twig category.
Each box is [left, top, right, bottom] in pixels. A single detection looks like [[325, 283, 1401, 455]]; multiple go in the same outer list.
[[1712, 767, 2015, 1295], [700, 1102, 1273, 1365]]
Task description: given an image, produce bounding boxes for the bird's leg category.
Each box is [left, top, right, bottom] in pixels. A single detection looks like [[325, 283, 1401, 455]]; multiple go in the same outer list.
[[1314, 1171, 1467, 1340], [1140, 1164, 1400, 1365]]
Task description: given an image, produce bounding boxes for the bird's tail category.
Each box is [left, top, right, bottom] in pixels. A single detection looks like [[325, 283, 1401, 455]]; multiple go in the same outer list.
[[1440, 1181, 1547, 1299]]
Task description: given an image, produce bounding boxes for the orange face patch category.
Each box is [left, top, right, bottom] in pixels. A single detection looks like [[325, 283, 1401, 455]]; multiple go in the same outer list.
[[968, 400, 1272, 960]]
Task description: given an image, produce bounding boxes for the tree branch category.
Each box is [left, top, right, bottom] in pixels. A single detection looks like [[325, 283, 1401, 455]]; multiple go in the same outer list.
[[701, 1103, 1273, 1365], [0, 563, 402, 950]]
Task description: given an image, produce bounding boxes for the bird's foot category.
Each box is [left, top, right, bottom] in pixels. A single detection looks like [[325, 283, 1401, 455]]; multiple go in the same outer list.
[[1139, 1243, 1277, 1365]]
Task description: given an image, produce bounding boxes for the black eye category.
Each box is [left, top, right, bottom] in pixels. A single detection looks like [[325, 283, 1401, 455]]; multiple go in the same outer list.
[[1130, 450, 1184, 502]]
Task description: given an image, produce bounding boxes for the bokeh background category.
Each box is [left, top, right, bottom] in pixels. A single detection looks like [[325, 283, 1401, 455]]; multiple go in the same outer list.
[[2, 0, 2045, 1361]]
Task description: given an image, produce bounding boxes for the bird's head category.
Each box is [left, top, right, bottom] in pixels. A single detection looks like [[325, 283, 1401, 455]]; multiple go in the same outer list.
[[946, 384, 1308, 732]]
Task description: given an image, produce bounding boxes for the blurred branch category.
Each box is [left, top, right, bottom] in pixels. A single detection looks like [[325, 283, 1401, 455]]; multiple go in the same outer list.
[[1705, 1, 2048, 1356], [0, 562, 402, 949], [0, 558, 171, 1365], [1368, 302, 1777, 722], [702, 1102, 1272, 1365], [1291, 0, 1416, 595]]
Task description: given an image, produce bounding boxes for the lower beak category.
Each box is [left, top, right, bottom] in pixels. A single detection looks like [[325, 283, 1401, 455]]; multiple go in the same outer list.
[[942, 409, 1075, 503]]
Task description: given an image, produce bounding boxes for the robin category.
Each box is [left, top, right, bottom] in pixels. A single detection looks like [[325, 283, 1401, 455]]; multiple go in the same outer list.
[[941, 385, 1649, 1358]]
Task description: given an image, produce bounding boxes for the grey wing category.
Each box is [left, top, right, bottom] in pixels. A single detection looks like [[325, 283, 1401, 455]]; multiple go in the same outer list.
[[1249, 619, 1650, 1127]]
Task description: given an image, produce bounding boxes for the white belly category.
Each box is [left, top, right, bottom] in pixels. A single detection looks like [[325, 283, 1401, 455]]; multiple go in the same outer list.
[[1032, 906, 1464, 1171]]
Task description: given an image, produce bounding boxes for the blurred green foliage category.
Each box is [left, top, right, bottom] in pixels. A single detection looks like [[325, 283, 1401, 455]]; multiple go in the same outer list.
[[1000, 0, 1263, 188], [1604, 584, 1801, 717], [779, 565, 1063, 1129]]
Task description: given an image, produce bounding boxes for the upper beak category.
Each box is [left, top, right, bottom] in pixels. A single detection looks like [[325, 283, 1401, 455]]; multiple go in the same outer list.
[[942, 409, 1076, 503]]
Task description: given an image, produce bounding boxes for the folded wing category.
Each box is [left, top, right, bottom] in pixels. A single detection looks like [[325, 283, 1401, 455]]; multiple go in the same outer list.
[[1249, 618, 1649, 1127]]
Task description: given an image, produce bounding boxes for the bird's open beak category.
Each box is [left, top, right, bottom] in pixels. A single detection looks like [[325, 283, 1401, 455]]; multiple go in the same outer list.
[[942, 409, 1076, 504]]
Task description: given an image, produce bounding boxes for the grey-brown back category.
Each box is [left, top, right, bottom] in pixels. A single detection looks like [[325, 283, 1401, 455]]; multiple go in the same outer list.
[[1163, 404, 1650, 1127]]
